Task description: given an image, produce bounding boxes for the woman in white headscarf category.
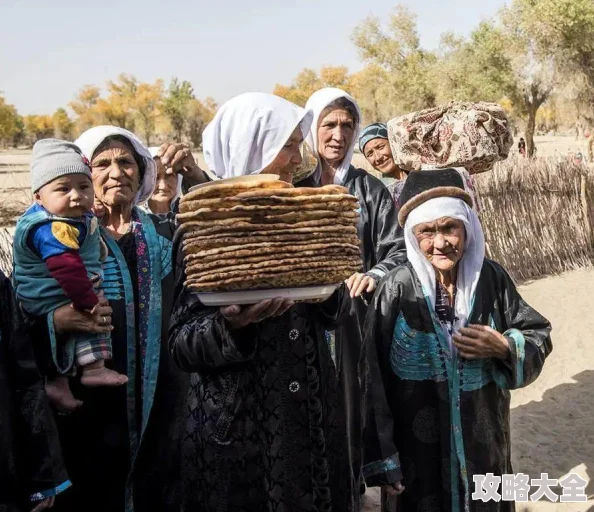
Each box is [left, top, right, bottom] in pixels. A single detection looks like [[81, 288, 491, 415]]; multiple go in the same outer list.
[[363, 169, 552, 512], [299, 88, 406, 500], [27, 126, 196, 512], [169, 93, 357, 512]]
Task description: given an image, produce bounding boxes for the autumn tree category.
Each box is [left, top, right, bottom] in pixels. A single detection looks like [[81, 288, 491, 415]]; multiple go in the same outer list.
[[507, 0, 594, 127], [0, 95, 22, 147], [163, 78, 195, 142], [186, 97, 217, 149], [96, 73, 137, 131], [24, 115, 54, 144], [274, 66, 351, 107], [133, 80, 164, 146], [69, 85, 101, 134], [438, 15, 556, 157], [352, 5, 437, 115], [52, 108, 74, 140]]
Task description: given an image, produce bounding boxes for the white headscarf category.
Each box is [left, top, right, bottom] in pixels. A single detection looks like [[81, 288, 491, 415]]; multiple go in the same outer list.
[[202, 92, 313, 179], [145, 146, 183, 212], [404, 196, 486, 335], [305, 88, 362, 185], [75, 126, 157, 205]]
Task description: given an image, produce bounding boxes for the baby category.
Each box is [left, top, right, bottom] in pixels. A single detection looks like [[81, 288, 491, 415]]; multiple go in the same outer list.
[[13, 139, 127, 410]]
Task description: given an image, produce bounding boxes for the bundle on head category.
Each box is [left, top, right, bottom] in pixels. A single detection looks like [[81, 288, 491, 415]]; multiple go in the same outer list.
[[388, 101, 514, 174], [176, 177, 362, 292]]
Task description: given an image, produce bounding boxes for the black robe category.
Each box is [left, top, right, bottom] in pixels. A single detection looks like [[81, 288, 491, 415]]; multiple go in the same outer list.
[[298, 166, 406, 492], [363, 260, 552, 512], [168, 241, 356, 511], [0, 272, 68, 511], [30, 209, 188, 512]]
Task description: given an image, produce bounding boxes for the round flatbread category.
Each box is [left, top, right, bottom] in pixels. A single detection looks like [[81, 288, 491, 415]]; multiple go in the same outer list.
[[185, 255, 361, 279], [184, 249, 362, 272], [176, 217, 358, 234], [181, 225, 358, 244], [185, 268, 354, 292], [181, 178, 292, 202], [178, 194, 358, 213], [186, 261, 360, 284], [178, 201, 357, 217], [186, 270, 353, 292], [177, 209, 358, 224], [183, 239, 361, 259], [234, 185, 349, 199], [182, 232, 360, 250]]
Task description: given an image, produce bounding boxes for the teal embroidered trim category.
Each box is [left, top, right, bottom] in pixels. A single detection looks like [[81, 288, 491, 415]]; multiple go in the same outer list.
[[362, 453, 401, 479], [459, 314, 497, 392], [159, 235, 172, 279], [101, 255, 124, 301], [135, 208, 162, 435], [424, 296, 468, 512], [389, 312, 448, 383], [30, 480, 72, 502], [505, 328, 525, 388], [101, 229, 138, 459]]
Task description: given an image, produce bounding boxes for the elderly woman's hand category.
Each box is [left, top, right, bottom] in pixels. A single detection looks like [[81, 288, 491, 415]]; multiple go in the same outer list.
[[453, 325, 510, 360], [157, 142, 209, 185], [382, 481, 405, 497], [31, 496, 55, 512], [53, 293, 113, 335], [346, 272, 377, 298], [220, 299, 294, 331]]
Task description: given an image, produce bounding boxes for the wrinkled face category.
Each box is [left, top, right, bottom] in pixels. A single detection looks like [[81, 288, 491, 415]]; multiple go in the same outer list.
[[261, 126, 304, 183], [363, 138, 399, 177], [35, 174, 94, 217], [91, 140, 140, 207], [413, 217, 466, 273], [317, 108, 355, 168], [152, 157, 178, 203]]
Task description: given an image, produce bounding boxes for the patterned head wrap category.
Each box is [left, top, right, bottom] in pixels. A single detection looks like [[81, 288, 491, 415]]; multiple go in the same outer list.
[[388, 101, 513, 174], [359, 123, 388, 153]]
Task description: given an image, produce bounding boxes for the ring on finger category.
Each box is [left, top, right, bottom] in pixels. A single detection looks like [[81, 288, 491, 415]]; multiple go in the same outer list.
[[102, 316, 107, 325]]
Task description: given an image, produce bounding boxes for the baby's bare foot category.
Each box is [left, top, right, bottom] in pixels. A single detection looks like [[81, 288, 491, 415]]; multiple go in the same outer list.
[[80, 367, 128, 387]]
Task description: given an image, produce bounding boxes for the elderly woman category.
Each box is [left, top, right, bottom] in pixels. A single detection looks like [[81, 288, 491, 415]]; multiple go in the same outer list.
[[363, 169, 552, 511], [169, 92, 356, 511], [28, 127, 203, 512], [359, 122, 409, 208], [299, 88, 406, 497], [140, 147, 183, 215]]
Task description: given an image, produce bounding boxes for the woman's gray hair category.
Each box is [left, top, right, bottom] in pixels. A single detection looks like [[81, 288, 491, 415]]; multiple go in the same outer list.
[[321, 97, 360, 125]]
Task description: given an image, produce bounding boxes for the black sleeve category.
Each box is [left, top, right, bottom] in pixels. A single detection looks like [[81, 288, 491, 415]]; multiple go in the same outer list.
[[491, 262, 553, 389], [168, 235, 258, 374], [364, 176, 406, 282], [360, 274, 403, 486], [2, 274, 69, 497]]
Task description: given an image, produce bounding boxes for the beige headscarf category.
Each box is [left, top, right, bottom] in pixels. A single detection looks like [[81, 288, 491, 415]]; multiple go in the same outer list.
[[388, 101, 513, 175]]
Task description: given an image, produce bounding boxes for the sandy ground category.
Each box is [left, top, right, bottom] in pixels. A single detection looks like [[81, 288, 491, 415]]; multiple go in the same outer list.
[[362, 268, 594, 511]]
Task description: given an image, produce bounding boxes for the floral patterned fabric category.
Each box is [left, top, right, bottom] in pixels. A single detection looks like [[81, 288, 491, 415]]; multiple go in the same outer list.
[[388, 102, 513, 175]]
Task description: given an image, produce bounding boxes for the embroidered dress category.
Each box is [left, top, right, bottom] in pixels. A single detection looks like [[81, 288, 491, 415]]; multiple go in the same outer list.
[[363, 261, 552, 511], [169, 259, 355, 512]]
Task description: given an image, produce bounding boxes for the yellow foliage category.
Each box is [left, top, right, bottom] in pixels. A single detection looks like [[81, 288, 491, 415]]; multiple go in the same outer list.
[[24, 115, 53, 142]]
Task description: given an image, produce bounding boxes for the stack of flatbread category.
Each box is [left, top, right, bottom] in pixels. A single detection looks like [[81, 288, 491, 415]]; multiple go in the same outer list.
[[177, 177, 362, 293]]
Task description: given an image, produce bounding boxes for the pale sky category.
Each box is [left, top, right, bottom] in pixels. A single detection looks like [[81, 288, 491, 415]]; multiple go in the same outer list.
[[1, 0, 506, 116]]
